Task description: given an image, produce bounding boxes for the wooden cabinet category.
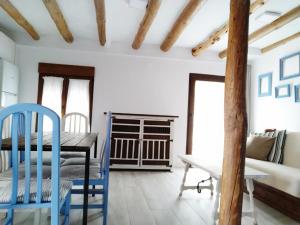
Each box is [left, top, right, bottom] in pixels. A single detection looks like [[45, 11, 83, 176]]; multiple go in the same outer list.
[[109, 113, 177, 170]]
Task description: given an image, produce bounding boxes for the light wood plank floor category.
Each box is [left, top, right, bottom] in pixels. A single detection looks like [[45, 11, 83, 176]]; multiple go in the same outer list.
[[2, 168, 300, 225]]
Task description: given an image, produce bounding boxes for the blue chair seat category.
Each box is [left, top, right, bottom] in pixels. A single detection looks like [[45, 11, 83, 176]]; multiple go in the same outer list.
[[60, 165, 101, 180], [0, 179, 72, 203], [0, 164, 52, 180]]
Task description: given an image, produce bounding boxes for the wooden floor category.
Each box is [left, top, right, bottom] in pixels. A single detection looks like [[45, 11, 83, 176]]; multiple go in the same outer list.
[[3, 168, 300, 225]]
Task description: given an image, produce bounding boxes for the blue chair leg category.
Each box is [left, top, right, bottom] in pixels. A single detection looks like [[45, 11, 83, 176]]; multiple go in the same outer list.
[[103, 190, 108, 225], [63, 192, 71, 225], [4, 209, 13, 225]]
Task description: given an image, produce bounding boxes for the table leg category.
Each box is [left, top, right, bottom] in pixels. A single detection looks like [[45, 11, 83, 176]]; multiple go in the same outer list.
[[92, 137, 98, 197], [179, 162, 190, 197], [212, 180, 220, 225], [246, 178, 258, 225], [83, 150, 90, 225]]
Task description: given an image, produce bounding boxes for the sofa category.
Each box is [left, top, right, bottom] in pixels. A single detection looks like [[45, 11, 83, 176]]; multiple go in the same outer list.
[[245, 132, 300, 221]]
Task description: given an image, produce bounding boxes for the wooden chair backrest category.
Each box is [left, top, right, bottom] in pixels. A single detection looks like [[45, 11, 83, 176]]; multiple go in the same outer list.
[[62, 112, 89, 133]]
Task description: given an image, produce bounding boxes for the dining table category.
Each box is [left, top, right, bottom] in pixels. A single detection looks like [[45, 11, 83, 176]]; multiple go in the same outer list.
[[1, 131, 98, 225]]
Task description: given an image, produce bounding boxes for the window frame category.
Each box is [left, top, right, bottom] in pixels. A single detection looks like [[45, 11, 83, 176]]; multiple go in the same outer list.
[[37, 63, 95, 127], [186, 73, 225, 155]]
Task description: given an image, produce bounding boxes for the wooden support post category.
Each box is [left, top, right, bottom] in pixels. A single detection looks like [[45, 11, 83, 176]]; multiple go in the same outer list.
[[132, 0, 162, 49], [160, 0, 206, 52], [219, 0, 250, 225]]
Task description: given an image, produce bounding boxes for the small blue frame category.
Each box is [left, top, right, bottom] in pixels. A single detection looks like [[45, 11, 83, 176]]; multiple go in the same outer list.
[[258, 72, 272, 97], [295, 85, 300, 103], [275, 84, 291, 98], [280, 51, 300, 80]]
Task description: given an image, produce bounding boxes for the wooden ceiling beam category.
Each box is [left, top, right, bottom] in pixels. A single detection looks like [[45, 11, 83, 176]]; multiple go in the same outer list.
[[0, 0, 39, 40], [219, 5, 300, 58], [160, 0, 206, 52], [94, 0, 106, 46], [42, 0, 73, 43], [192, 0, 266, 56], [132, 0, 161, 49], [261, 31, 300, 53]]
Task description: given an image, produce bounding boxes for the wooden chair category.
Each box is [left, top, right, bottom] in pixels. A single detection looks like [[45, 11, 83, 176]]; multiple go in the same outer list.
[[61, 112, 112, 225], [61, 112, 90, 159], [0, 103, 72, 225], [62, 112, 89, 133]]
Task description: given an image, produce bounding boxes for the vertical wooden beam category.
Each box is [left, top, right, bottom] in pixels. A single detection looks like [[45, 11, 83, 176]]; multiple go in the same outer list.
[[132, 0, 162, 49], [219, 0, 250, 224], [0, 0, 40, 40], [94, 0, 106, 46], [42, 0, 73, 43], [160, 0, 206, 52]]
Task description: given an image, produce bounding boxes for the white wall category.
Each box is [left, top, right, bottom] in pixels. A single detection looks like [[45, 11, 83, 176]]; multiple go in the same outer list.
[[0, 31, 15, 63], [250, 43, 300, 132], [16, 45, 226, 166]]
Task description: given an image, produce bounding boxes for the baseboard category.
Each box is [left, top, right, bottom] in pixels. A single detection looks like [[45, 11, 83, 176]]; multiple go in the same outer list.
[[252, 181, 300, 222]]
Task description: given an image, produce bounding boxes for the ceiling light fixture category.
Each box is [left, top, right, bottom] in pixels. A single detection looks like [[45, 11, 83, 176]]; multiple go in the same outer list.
[[126, 0, 148, 9], [256, 11, 281, 23]]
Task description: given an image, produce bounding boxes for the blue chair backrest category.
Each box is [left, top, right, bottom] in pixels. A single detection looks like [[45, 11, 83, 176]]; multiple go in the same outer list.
[[0, 103, 61, 206], [103, 112, 112, 176]]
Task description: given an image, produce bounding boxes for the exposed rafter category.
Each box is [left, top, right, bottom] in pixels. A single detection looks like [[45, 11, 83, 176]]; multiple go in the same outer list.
[[42, 0, 73, 43], [192, 0, 266, 56], [94, 0, 106, 46], [219, 5, 300, 58], [0, 0, 39, 40], [132, 0, 161, 49], [160, 0, 206, 52], [261, 31, 300, 53]]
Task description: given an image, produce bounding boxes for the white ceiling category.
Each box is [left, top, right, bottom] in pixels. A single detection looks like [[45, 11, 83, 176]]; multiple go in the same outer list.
[[0, 0, 299, 56]]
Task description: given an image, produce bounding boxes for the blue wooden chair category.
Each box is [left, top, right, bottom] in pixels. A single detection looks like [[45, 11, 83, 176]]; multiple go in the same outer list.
[[61, 112, 112, 225], [0, 103, 72, 225]]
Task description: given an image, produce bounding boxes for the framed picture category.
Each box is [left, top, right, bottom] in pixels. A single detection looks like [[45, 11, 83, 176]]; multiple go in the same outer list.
[[275, 84, 291, 98], [280, 52, 300, 80], [295, 84, 300, 103], [258, 72, 272, 97]]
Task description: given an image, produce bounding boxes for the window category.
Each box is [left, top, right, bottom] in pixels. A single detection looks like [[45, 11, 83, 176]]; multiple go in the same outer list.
[[37, 63, 95, 131]]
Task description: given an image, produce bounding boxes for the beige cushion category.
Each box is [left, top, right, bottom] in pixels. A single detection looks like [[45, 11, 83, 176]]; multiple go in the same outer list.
[[282, 132, 300, 169], [246, 158, 300, 198], [246, 136, 275, 161]]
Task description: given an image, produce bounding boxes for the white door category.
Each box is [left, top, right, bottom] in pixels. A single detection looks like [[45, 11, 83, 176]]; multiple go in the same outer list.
[[192, 80, 225, 161]]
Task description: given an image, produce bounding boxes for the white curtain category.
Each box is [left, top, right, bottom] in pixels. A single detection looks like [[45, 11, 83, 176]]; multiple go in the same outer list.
[[66, 79, 90, 119], [41, 76, 64, 131]]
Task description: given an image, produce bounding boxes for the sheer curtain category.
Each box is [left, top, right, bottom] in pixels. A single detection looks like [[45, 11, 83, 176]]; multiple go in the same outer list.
[[41, 76, 64, 131], [66, 79, 90, 131]]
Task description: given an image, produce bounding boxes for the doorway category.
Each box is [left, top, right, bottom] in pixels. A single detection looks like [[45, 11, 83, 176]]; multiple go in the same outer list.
[[186, 74, 225, 160]]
